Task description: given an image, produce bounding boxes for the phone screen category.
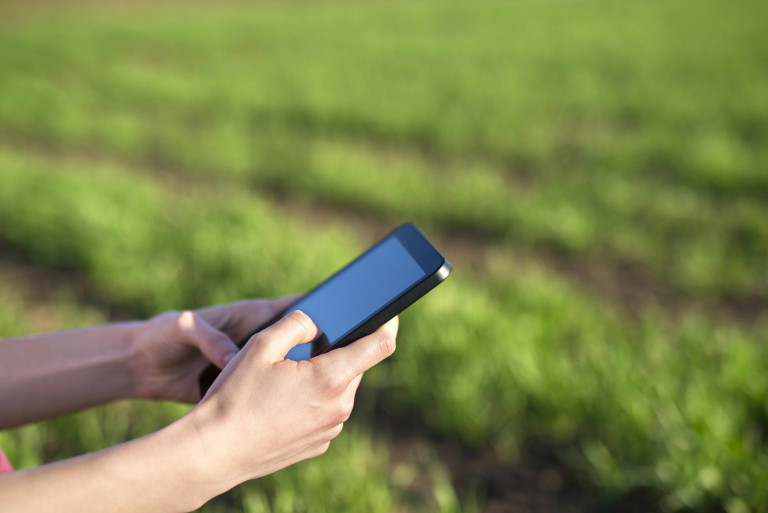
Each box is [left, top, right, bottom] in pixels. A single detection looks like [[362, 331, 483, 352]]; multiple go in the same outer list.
[[283, 236, 428, 361]]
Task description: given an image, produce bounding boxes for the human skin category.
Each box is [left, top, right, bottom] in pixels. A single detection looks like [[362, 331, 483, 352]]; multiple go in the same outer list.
[[0, 300, 398, 512]]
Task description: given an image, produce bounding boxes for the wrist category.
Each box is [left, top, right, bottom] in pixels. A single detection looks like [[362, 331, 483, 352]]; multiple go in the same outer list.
[[122, 320, 152, 399], [176, 401, 243, 500], [145, 415, 229, 511]]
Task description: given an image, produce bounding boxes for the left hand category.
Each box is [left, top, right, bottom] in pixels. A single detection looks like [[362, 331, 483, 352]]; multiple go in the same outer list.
[[129, 296, 298, 403]]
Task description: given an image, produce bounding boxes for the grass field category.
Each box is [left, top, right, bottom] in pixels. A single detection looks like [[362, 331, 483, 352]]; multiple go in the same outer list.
[[0, 0, 767, 511]]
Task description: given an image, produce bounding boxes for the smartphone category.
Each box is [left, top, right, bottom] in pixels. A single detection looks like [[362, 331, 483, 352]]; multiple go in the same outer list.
[[198, 223, 451, 396]]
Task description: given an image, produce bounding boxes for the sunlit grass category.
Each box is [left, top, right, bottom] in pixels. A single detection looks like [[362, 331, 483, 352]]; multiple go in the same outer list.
[[1, 145, 767, 509], [1, 0, 767, 510], [1, 0, 766, 297]]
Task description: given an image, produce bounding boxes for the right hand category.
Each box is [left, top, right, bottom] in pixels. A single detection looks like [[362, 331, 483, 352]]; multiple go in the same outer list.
[[187, 310, 398, 489]]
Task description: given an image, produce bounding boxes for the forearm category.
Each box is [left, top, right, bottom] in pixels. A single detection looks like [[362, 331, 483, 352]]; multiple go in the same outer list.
[[0, 416, 222, 513], [0, 311, 398, 512], [0, 323, 142, 429]]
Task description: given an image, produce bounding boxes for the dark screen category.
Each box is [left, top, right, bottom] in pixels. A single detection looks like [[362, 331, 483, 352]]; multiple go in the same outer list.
[[283, 236, 426, 361]]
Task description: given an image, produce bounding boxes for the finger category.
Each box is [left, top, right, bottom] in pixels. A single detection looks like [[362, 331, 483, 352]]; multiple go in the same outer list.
[[330, 374, 362, 425], [196, 295, 302, 342], [252, 310, 319, 362], [346, 373, 364, 394], [176, 311, 240, 369], [317, 376, 362, 427], [317, 316, 398, 383], [293, 440, 332, 464]]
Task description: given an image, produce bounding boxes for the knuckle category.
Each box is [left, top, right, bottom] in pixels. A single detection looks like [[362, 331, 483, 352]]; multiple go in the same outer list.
[[329, 423, 344, 440], [314, 441, 331, 457], [329, 409, 346, 425], [251, 326, 269, 343], [378, 335, 396, 359], [152, 311, 177, 327], [330, 404, 351, 425], [176, 310, 197, 331], [296, 360, 314, 374], [251, 329, 278, 354], [322, 373, 347, 395], [157, 310, 178, 320], [285, 310, 314, 334]]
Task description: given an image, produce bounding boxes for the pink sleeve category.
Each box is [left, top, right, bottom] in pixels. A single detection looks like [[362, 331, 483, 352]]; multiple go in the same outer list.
[[0, 446, 13, 473]]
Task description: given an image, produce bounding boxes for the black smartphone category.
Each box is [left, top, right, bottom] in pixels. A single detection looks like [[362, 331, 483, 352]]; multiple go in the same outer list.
[[198, 223, 451, 396]]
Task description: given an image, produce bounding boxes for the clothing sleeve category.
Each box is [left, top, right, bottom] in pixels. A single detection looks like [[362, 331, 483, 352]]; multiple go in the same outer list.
[[0, 446, 13, 473]]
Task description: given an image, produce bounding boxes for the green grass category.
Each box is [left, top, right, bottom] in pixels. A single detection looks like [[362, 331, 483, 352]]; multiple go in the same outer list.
[[2, 146, 767, 510], [1, 0, 767, 511], [1, 0, 766, 297]]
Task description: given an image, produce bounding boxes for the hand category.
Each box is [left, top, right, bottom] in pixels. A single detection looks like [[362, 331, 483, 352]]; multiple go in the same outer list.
[[188, 310, 398, 489], [129, 297, 298, 403]]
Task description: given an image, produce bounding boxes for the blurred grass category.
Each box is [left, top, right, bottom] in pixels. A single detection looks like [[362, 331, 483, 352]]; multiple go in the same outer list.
[[0, 0, 767, 511], [1, 0, 766, 297], [2, 147, 767, 510]]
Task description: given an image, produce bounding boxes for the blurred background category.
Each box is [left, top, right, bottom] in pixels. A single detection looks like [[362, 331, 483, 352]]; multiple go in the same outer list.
[[0, 0, 766, 511]]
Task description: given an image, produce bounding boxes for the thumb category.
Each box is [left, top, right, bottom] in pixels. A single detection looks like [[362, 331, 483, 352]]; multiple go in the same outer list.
[[176, 311, 240, 369], [251, 310, 319, 362]]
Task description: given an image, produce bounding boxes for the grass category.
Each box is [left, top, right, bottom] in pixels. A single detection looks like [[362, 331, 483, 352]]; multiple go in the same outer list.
[[0, 0, 767, 511], [1, 0, 766, 298]]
